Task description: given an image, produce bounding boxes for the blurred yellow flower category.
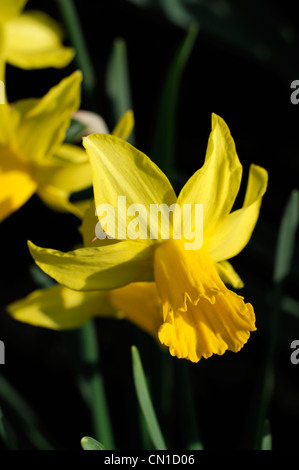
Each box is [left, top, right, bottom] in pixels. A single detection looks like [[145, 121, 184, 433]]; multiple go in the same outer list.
[[0, 71, 90, 221], [26, 114, 268, 362], [0, 0, 74, 79], [7, 281, 162, 338], [0, 69, 135, 222]]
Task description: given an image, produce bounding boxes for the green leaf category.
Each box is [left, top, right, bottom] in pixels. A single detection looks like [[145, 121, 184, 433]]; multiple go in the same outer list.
[[0, 408, 6, 443], [62, 321, 115, 450], [81, 436, 106, 450], [131, 346, 167, 450], [273, 190, 299, 284], [261, 420, 272, 450], [56, 0, 97, 110], [106, 38, 135, 144], [151, 23, 198, 176], [250, 191, 299, 449]]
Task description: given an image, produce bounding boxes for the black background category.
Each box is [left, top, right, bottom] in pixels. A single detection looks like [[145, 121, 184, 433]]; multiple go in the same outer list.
[[1, 0, 299, 450]]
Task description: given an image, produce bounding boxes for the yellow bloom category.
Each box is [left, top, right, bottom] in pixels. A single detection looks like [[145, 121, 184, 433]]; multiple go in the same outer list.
[[7, 281, 162, 339], [0, 70, 135, 223], [0, 0, 74, 79], [27, 114, 268, 362], [0, 71, 90, 221]]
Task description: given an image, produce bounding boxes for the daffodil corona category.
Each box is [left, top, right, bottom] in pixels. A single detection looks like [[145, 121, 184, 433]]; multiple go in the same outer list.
[[24, 114, 268, 362]]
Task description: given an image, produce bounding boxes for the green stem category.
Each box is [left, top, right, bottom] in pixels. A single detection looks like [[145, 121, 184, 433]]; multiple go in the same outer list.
[[64, 321, 115, 450], [55, 0, 97, 110]]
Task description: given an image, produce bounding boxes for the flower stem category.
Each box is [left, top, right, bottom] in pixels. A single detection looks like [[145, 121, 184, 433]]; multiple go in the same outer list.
[[77, 321, 115, 449], [62, 321, 115, 450]]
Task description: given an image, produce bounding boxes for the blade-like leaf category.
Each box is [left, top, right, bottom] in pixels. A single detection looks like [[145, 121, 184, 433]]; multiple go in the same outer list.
[[131, 346, 167, 450], [62, 321, 115, 450], [151, 23, 198, 177], [261, 420, 272, 450], [106, 38, 135, 144], [273, 190, 299, 284], [56, 0, 96, 110], [81, 436, 105, 450]]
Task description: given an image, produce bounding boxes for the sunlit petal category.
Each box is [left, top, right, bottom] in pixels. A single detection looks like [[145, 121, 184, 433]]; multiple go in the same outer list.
[[28, 239, 154, 291]]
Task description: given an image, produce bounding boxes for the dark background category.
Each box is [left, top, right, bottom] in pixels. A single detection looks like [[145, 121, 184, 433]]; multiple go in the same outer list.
[[0, 0, 299, 450]]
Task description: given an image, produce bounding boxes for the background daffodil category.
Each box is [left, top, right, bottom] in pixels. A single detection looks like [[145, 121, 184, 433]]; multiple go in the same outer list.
[[7, 281, 162, 339], [27, 114, 268, 362], [0, 0, 74, 80], [0, 70, 93, 221]]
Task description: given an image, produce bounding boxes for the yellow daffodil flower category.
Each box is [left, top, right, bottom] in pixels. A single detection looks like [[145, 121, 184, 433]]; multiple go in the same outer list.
[[0, 70, 91, 221], [0, 68, 135, 223], [0, 0, 74, 80], [7, 281, 162, 338], [27, 114, 268, 362]]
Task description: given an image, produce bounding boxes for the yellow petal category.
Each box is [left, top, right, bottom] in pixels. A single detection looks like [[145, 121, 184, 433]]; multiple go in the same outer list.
[[7, 284, 114, 330], [80, 199, 111, 247], [112, 110, 134, 140], [207, 164, 268, 262], [32, 143, 92, 193], [215, 260, 244, 289], [158, 291, 256, 362], [83, 134, 177, 240], [37, 183, 84, 218], [0, 145, 37, 222], [109, 282, 162, 338], [0, 100, 16, 145], [0, 0, 26, 22], [28, 239, 154, 291], [5, 11, 74, 68], [13, 71, 82, 163], [175, 114, 242, 234], [154, 238, 226, 312]]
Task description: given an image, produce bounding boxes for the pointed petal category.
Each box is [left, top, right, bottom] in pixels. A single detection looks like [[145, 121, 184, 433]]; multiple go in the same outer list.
[[7, 284, 114, 330], [0, 100, 16, 145], [83, 134, 177, 240], [13, 71, 82, 163], [175, 114, 242, 233], [207, 164, 268, 261], [215, 260, 244, 289], [0, 145, 36, 222], [37, 183, 84, 218], [109, 282, 162, 338], [112, 110, 134, 140], [158, 291, 256, 362], [32, 143, 92, 193], [5, 11, 74, 69], [28, 240, 154, 291]]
